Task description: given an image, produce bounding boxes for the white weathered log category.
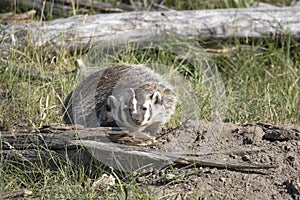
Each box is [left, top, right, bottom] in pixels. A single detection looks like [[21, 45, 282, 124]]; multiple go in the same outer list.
[[0, 7, 299, 55], [0, 125, 276, 171]]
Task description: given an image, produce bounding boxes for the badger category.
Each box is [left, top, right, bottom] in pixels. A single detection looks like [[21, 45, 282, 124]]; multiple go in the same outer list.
[[63, 64, 177, 137]]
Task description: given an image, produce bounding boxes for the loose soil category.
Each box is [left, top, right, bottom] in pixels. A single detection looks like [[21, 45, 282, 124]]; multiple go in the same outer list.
[[136, 120, 300, 199]]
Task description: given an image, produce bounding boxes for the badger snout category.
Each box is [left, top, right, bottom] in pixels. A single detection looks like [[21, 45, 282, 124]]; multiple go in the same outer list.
[[131, 112, 143, 125]]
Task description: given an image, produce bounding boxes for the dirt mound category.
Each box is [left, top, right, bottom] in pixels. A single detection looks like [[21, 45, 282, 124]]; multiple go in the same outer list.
[[139, 121, 300, 199]]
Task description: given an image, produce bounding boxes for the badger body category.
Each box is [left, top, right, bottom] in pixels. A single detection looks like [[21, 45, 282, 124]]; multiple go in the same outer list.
[[63, 64, 177, 136]]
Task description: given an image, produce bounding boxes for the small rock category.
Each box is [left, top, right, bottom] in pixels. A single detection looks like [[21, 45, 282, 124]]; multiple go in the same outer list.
[[283, 145, 292, 151], [151, 174, 157, 180], [159, 170, 165, 177], [243, 134, 254, 144], [229, 154, 238, 159], [210, 168, 217, 174], [287, 155, 295, 162], [242, 155, 251, 162], [183, 183, 192, 190], [219, 177, 226, 182], [137, 176, 146, 183], [203, 167, 212, 173], [132, 172, 138, 177], [92, 173, 115, 190], [166, 173, 176, 181]]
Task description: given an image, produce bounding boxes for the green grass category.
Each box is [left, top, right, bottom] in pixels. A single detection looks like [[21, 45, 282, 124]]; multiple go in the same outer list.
[[1, 35, 298, 129], [0, 45, 76, 129], [164, 0, 293, 9], [218, 36, 300, 123], [2, 159, 119, 199], [1, 0, 300, 199], [1, 0, 294, 19]]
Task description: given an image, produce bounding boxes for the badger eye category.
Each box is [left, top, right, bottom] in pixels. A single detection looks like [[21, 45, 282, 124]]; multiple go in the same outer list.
[[142, 106, 147, 111]]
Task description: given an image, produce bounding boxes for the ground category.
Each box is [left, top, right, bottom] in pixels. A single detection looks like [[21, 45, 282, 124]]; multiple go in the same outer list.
[[131, 120, 300, 199]]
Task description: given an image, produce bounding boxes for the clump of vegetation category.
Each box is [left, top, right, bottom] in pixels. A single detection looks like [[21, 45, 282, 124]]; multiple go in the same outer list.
[[164, 0, 293, 9]]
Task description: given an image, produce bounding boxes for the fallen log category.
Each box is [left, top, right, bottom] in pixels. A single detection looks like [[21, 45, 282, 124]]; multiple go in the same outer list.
[[0, 6, 299, 56], [0, 124, 277, 172]]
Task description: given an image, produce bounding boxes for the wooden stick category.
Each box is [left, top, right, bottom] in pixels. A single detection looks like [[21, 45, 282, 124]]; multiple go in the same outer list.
[[0, 10, 36, 24], [0, 189, 32, 199]]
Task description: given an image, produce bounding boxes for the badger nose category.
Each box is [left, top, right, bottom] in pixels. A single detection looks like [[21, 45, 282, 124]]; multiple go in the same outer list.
[[132, 113, 142, 125]]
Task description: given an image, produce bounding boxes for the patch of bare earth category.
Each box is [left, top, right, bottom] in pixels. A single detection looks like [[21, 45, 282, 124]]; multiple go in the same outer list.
[[137, 121, 300, 199]]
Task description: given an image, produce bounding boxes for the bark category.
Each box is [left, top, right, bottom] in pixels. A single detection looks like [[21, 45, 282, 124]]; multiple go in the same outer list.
[[0, 10, 36, 24], [0, 125, 276, 171], [0, 189, 32, 199], [0, 6, 299, 56]]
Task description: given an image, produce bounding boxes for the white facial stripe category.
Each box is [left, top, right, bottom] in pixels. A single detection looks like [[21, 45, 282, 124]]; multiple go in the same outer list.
[[141, 101, 151, 125], [130, 89, 138, 114]]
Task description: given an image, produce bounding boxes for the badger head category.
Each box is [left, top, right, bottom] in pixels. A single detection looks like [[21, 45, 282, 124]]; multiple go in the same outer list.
[[106, 88, 165, 132]]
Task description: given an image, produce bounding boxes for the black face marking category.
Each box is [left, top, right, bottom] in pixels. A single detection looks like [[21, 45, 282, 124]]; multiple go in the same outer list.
[[150, 91, 162, 105], [127, 89, 153, 125], [147, 104, 152, 121]]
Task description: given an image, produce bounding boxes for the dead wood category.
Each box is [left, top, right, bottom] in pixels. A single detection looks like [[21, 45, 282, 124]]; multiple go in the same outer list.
[[257, 122, 300, 142], [0, 124, 276, 171], [0, 6, 299, 56], [0, 189, 32, 199], [0, 10, 36, 24]]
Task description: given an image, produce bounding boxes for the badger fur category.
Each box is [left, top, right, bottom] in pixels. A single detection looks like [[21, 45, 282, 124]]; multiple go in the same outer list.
[[63, 64, 177, 136]]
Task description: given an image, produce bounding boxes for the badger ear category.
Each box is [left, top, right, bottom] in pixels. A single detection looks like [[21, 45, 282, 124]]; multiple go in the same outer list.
[[107, 95, 118, 111], [162, 88, 173, 95], [151, 91, 162, 105]]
